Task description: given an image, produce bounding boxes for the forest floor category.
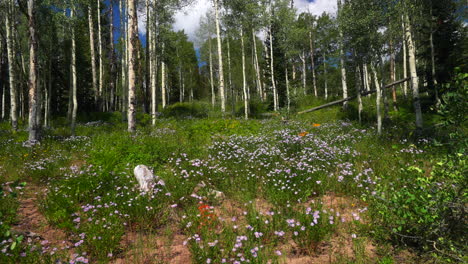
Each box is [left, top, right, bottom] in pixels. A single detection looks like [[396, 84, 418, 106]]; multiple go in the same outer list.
[[0, 115, 465, 263]]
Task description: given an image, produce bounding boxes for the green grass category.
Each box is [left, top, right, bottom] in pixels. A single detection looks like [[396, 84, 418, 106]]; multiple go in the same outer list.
[[0, 97, 465, 263]]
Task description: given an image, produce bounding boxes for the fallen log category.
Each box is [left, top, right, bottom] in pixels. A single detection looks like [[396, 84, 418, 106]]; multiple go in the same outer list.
[[298, 77, 410, 114]]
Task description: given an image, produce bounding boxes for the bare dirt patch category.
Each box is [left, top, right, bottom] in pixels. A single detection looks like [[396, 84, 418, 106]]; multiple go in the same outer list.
[[11, 183, 74, 254], [112, 227, 191, 264]]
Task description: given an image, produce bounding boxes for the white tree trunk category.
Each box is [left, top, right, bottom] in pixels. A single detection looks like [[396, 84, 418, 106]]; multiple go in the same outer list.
[[97, 0, 103, 103], [161, 59, 167, 109], [127, 0, 137, 133], [363, 64, 370, 92], [88, 4, 98, 105], [286, 67, 290, 112], [240, 28, 248, 119], [269, 27, 278, 111], [356, 65, 363, 123], [401, 18, 408, 97], [109, 1, 116, 111], [227, 36, 235, 114], [44, 61, 52, 128], [405, 13, 423, 131], [5, 2, 17, 130], [149, 4, 157, 126], [252, 30, 263, 101], [339, 30, 348, 109], [28, 0, 39, 141], [300, 52, 307, 95], [371, 63, 382, 135], [209, 38, 215, 107], [71, 7, 78, 136], [323, 53, 328, 99], [309, 31, 317, 97], [214, 0, 226, 112]]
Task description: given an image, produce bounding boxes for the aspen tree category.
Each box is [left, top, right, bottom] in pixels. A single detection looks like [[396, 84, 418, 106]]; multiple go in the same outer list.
[[214, 0, 226, 113], [71, 6, 78, 136], [401, 17, 408, 97], [5, 0, 17, 130], [252, 31, 263, 101], [127, 0, 138, 133], [405, 12, 423, 131], [209, 37, 215, 107], [300, 51, 307, 95], [27, 0, 39, 141], [371, 63, 382, 135], [309, 31, 317, 97], [240, 28, 248, 119], [109, 0, 116, 110], [88, 4, 98, 105], [337, 0, 348, 109], [97, 0, 103, 106]]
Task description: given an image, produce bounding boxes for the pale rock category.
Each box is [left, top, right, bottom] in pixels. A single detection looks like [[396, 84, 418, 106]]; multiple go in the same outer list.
[[134, 165, 157, 193]]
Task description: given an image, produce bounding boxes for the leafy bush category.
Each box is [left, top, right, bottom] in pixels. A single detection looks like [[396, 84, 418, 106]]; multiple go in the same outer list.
[[369, 153, 467, 262], [162, 102, 210, 119], [235, 99, 269, 118], [438, 68, 467, 151]]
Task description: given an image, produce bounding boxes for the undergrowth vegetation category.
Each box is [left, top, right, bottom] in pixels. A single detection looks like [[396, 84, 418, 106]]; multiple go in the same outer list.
[[0, 97, 466, 263]]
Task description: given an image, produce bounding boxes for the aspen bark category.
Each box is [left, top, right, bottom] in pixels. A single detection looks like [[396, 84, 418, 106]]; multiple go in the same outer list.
[[371, 63, 382, 135], [5, 2, 17, 130], [151, 22, 157, 125], [1, 82, 5, 120], [286, 67, 290, 112], [88, 4, 98, 105], [109, 1, 116, 111], [227, 36, 235, 115], [363, 64, 370, 92], [405, 13, 423, 131], [401, 18, 408, 97], [338, 0, 348, 109], [161, 52, 167, 109], [292, 64, 296, 80], [71, 7, 78, 136], [356, 65, 363, 123], [28, 0, 39, 141], [390, 40, 398, 111], [240, 28, 248, 119], [209, 38, 215, 107], [309, 31, 317, 97], [339, 31, 348, 108], [120, 0, 127, 116], [97, 0, 103, 103], [323, 53, 328, 99], [127, 0, 137, 132], [300, 52, 307, 95], [252, 30, 263, 101], [214, 0, 225, 112], [269, 27, 278, 111], [44, 60, 52, 128]]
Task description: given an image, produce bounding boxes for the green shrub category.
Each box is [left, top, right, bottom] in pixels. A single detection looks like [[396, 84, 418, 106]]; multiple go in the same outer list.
[[162, 102, 210, 119], [235, 99, 269, 118], [369, 153, 467, 262]]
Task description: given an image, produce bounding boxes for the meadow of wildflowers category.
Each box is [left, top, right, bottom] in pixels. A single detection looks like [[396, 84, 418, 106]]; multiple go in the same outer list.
[[0, 118, 465, 263]]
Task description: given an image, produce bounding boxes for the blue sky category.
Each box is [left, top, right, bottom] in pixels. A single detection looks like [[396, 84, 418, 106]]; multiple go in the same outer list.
[[104, 0, 337, 47]]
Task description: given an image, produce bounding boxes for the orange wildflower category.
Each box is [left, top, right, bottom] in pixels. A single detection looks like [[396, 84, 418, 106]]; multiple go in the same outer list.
[[312, 123, 321, 127], [298, 132, 309, 137]]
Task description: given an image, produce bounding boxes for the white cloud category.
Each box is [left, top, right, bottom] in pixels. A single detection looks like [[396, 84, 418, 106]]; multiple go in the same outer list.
[[170, 0, 337, 43], [173, 0, 212, 42], [295, 0, 337, 17], [138, 4, 147, 35]]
